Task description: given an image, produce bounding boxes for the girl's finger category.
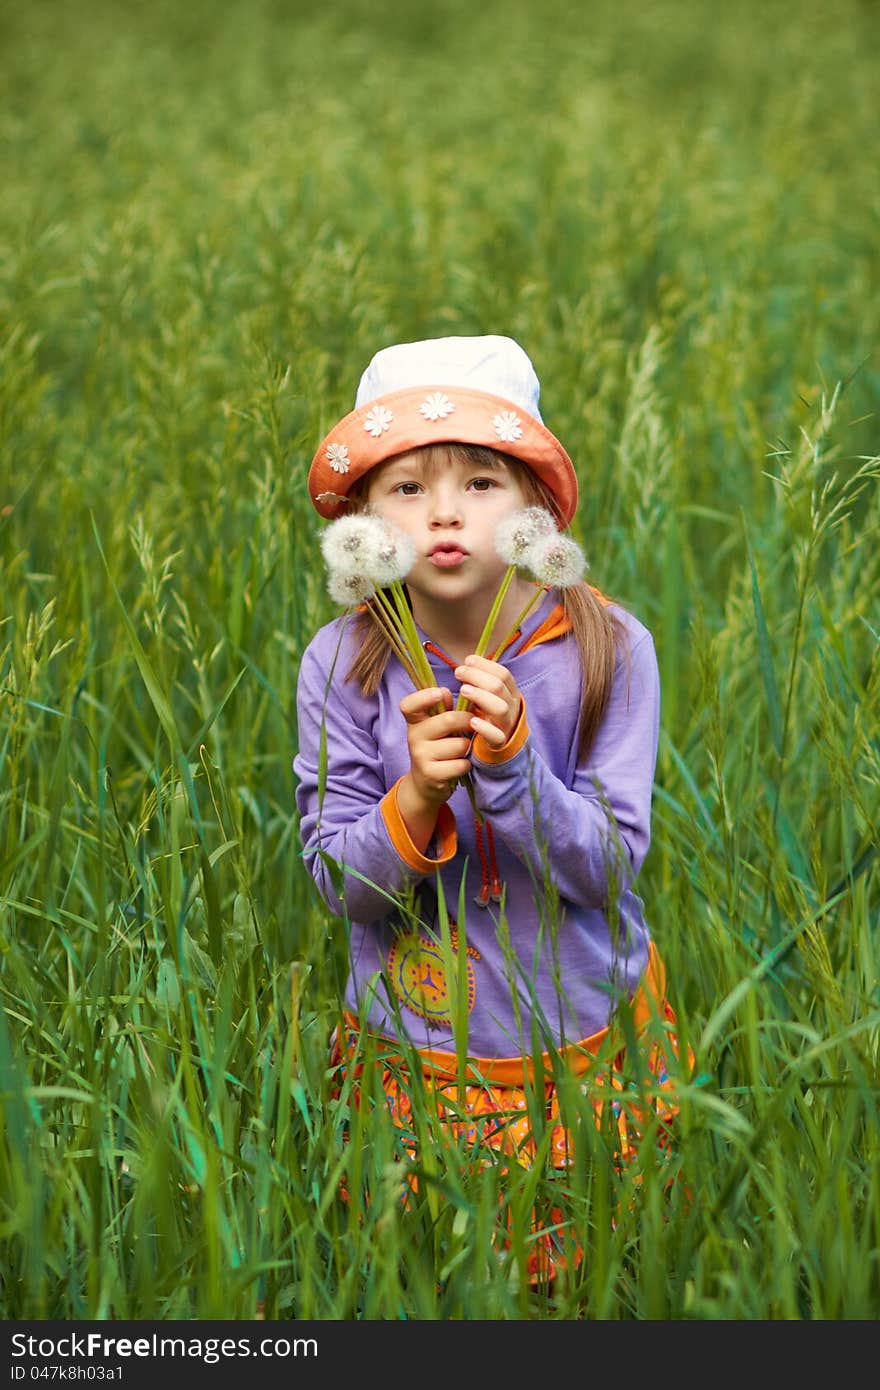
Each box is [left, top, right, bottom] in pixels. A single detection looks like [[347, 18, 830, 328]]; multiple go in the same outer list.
[[424, 757, 472, 782], [458, 683, 509, 717], [418, 711, 475, 738], [400, 687, 451, 719], [469, 715, 507, 748], [459, 654, 512, 677], [455, 662, 515, 697], [419, 735, 473, 761], [463, 653, 502, 667]]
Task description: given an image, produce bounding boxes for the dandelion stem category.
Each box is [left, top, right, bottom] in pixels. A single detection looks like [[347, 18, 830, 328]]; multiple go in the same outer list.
[[363, 593, 422, 686], [460, 769, 483, 824], [455, 563, 517, 712], [488, 583, 546, 661], [474, 563, 517, 659], [388, 581, 437, 690]]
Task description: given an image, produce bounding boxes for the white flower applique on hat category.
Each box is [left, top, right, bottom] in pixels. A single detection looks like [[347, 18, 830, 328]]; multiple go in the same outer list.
[[363, 405, 394, 438], [326, 443, 351, 473], [419, 392, 456, 421], [492, 410, 523, 444]]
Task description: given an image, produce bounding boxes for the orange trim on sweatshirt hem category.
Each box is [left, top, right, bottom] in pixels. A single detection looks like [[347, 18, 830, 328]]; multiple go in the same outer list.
[[380, 777, 457, 874], [345, 943, 668, 1085]]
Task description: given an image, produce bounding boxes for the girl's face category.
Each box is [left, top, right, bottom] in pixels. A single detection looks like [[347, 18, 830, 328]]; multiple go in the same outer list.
[[364, 449, 528, 611]]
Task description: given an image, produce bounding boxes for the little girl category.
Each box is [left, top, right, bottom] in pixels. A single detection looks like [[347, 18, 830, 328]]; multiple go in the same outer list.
[[294, 336, 685, 1274]]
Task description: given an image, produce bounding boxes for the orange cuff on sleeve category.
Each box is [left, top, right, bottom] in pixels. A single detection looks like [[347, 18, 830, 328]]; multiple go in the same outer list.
[[380, 777, 458, 873], [471, 697, 530, 765]]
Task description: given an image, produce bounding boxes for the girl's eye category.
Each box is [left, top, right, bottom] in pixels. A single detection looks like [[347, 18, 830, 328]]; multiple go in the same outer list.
[[469, 477, 497, 491], [394, 481, 422, 496]]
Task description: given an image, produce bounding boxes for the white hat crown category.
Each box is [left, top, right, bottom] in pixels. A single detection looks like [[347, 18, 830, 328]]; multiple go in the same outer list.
[[354, 334, 544, 423]]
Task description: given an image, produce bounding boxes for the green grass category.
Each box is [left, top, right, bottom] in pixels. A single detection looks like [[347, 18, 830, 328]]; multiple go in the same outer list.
[[1, 0, 878, 1318]]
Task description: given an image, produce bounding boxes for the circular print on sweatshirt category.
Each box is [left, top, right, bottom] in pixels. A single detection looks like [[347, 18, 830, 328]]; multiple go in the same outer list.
[[386, 927, 479, 1028]]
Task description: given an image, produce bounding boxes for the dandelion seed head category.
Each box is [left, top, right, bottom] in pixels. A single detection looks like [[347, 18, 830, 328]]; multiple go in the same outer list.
[[526, 533, 586, 588], [365, 523, 416, 586], [321, 514, 415, 589], [494, 507, 558, 565], [320, 516, 383, 576], [327, 570, 377, 606]]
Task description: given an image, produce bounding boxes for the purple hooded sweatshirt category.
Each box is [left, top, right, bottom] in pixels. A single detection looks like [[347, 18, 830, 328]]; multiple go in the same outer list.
[[293, 587, 660, 1065]]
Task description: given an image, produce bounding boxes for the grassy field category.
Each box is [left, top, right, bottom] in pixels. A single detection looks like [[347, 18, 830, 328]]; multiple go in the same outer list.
[[1, 0, 878, 1319]]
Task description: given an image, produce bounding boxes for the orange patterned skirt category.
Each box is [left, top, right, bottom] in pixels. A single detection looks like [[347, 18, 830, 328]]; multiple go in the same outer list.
[[331, 947, 692, 1282]]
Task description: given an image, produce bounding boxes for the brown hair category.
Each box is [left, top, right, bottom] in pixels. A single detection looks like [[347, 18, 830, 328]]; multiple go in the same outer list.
[[342, 443, 625, 763]]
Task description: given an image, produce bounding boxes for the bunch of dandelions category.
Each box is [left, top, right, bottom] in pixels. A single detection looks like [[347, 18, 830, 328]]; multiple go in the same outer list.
[[322, 511, 484, 817], [471, 507, 586, 661], [455, 507, 587, 713], [320, 514, 436, 689]]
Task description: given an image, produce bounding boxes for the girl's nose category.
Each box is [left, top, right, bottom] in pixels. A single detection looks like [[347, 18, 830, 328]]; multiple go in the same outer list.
[[428, 489, 463, 526]]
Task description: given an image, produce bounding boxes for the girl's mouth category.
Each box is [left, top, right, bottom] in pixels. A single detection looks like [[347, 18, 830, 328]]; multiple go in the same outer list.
[[429, 547, 468, 568]]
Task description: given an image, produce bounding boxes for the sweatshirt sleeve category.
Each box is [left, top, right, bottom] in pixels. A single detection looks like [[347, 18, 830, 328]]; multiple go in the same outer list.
[[293, 627, 456, 923], [467, 630, 659, 909]]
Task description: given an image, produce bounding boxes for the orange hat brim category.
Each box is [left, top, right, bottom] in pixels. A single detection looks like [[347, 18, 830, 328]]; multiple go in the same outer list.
[[308, 385, 577, 525]]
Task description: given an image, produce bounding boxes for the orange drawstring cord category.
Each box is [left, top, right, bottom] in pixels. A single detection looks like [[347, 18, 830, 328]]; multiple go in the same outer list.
[[473, 817, 503, 906], [474, 818, 492, 907], [424, 640, 454, 666], [485, 821, 503, 903]]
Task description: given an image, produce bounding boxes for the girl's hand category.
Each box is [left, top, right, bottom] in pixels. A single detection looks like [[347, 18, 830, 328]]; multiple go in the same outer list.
[[454, 654, 522, 748], [399, 687, 473, 807]]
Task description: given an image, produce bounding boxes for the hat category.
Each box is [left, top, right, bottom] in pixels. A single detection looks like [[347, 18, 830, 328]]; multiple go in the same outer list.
[[308, 335, 578, 524]]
